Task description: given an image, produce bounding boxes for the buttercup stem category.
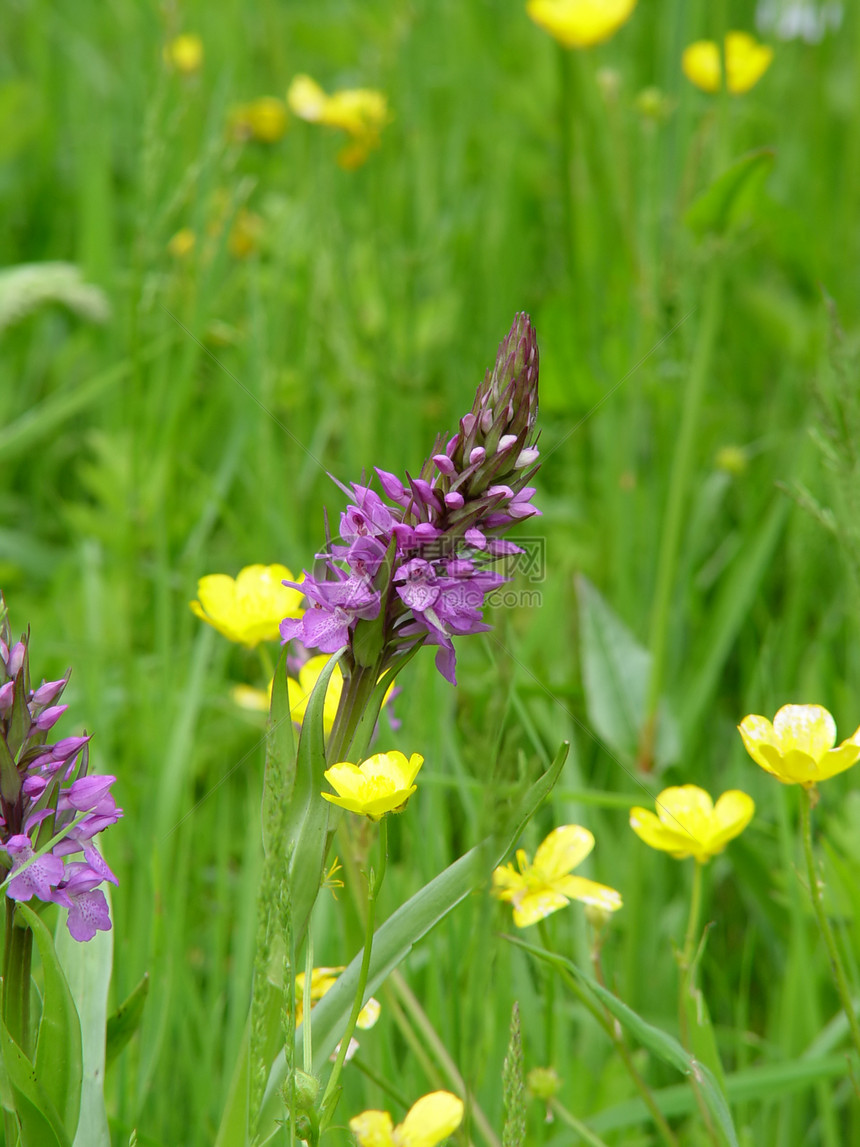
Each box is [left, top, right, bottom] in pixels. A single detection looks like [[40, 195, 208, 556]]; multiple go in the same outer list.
[[548, 1098, 611, 1146], [319, 816, 387, 1130], [677, 863, 719, 1146], [800, 787, 860, 1060]]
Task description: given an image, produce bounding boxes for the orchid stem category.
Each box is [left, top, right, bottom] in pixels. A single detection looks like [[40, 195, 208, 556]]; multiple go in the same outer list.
[[319, 816, 387, 1131], [800, 787, 860, 1062]]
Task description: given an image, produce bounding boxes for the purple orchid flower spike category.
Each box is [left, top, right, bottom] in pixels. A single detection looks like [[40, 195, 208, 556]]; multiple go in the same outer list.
[[0, 595, 122, 941], [279, 315, 541, 753]]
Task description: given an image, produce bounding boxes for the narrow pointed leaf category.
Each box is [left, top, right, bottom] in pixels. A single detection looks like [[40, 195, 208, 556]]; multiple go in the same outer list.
[[18, 904, 82, 1140], [261, 652, 295, 855], [577, 576, 679, 769], [285, 650, 343, 950], [685, 148, 775, 239], [214, 1014, 250, 1147], [0, 1012, 70, 1147], [105, 973, 149, 1070]]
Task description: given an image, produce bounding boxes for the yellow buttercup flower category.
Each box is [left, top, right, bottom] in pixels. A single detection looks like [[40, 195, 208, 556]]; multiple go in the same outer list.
[[739, 704, 860, 787], [492, 825, 622, 927], [296, 966, 379, 1029], [190, 564, 303, 647], [682, 32, 773, 94], [526, 0, 637, 49], [350, 1091, 464, 1147], [167, 228, 196, 259], [164, 34, 204, 76], [630, 786, 754, 863], [228, 97, 288, 143], [288, 655, 344, 733], [322, 751, 423, 820], [287, 74, 389, 168]]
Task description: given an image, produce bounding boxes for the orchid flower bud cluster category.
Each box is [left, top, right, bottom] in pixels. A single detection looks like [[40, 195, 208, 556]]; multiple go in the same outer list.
[[0, 602, 121, 941], [281, 314, 541, 685]]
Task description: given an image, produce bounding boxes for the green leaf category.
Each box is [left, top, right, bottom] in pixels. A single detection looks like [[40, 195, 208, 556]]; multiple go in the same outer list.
[[284, 650, 344, 951], [17, 904, 82, 1141], [508, 935, 739, 1147], [54, 892, 113, 1147], [576, 576, 679, 770], [0, 1011, 70, 1147], [254, 740, 569, 1144], [685, 148, 775, 240], [214, 1014, 250, 1147], [105, 973, 149, 1070]]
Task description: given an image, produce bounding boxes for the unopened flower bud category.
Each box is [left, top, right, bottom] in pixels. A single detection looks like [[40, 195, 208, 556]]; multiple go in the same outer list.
[[293, 1070, 320, 1111], [527, 1066, 561, 1101], [433, 453, 456, 476], [469, 447, 486, 466], [515, 447, 540, 469]]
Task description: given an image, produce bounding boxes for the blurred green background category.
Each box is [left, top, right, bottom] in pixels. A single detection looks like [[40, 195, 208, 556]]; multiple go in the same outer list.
[[2, 0, 860, 1143]]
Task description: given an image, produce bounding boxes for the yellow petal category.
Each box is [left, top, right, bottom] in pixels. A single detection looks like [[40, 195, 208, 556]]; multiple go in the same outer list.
[[682, 40, 722, 92], [491, 863, 525, 903], [819, 730, 860, 781], [527, 0, 638, 49], [511, 889, 571, 928], [773, 704, 836, 757], [396, 1091, 464, 1147], [350, 1110, 395, 1147], [287, 74, 329, 122], [630, 805, 696, 857], [738, 714, 782, 774], [709, 790, 755, 850], [533, 824, 594, 880], [554, 875, 623, 912], [357, 996, 381, 1030], [230, 683, 271, 713], [725, 32, 772, 94]]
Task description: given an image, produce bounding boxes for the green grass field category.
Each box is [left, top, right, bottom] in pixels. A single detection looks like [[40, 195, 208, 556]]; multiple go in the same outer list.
[[3, 1, 860, 1144]]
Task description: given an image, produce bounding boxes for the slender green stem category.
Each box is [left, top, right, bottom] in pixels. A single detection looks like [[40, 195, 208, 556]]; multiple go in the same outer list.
[[641, 264, 723, 769], [328, 662, 380, 765], [681, 861, 704, 978], [800, 788, 860, 1060], [549, 1098, 611, 1146], [677, 863, 719, 1147], [319, 817, 387, 1131]]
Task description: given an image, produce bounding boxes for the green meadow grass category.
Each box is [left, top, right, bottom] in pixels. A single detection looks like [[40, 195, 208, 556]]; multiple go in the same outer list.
[[2, 0, 860, 1143]]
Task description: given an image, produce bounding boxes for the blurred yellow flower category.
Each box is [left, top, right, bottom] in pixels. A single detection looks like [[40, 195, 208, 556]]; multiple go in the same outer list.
[[288, 655, 344, 733], [230, 682, 272, 712], [630, 786, 754, 863], [296, 966, 379, 1029], [167, 228, 196, 259], [228, 208, 264, 259], [287, 655, 395, 734], [228, 97, 288, 143], [287, 74, 389, 168], [322, 751, 423, 820], [190, 564, 303, 647], [739, 704, 860, 787], [492, 825, 622, 927], [164, 34, 204, 76], [682, 32, 773, 94], [350, 1091, 464, 1147], [527, 0, 637, 48]]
